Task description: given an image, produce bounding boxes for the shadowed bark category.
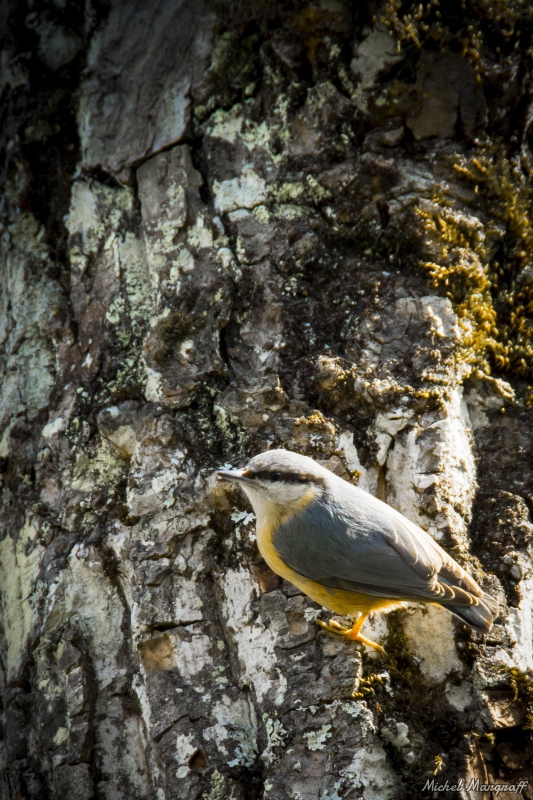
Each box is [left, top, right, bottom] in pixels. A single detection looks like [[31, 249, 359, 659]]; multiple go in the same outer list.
[[1, 2, 533, 799]]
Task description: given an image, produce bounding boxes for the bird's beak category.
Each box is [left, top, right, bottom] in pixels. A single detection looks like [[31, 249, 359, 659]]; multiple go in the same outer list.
[[216, 469, 253, 485]]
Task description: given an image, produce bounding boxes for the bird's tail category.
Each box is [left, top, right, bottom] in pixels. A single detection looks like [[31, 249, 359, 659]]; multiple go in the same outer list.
[[442, 592, 498, 635]]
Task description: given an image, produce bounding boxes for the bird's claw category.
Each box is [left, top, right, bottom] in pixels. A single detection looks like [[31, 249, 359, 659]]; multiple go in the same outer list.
[[317, 618, 349, 635], [355, 634, 386, 654], [316, 618, 385, 654]]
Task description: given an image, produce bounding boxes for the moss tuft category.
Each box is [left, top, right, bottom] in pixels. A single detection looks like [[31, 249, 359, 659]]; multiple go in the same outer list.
[[381, 0, 532, 64], [506, 666, 533, 730], [417, 142, 533, 404], [151, 311, 194, 364]]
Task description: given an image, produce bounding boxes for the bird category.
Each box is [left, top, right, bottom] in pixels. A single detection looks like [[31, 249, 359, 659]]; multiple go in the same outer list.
[[217, 449, 497, 653]]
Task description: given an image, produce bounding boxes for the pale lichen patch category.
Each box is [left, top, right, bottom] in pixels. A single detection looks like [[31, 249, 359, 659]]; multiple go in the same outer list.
[[213, 165, 268, 215], [219, 568, 280, 704], [70, 439, 125, 496], [261, 716, 287, 765], [303, 724, 332, 751], [445, 680, 473, 712], [338, 743, 397, 800], [0, 517, 45, 680], [403, 605, 462, 681]]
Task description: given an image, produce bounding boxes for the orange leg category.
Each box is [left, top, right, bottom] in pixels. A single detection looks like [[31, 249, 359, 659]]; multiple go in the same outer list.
[[317, 613, 385, 653]]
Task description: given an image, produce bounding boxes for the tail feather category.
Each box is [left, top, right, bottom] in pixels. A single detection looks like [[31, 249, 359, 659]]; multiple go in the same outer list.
[[441, 592, 498, 635]]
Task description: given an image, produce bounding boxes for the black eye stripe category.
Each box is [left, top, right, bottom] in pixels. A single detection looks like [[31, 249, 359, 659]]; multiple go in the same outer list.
[[250, 470, 310, 484]]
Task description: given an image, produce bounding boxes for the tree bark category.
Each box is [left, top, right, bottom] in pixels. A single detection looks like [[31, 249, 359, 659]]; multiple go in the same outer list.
[[1, 2, 533, 799]]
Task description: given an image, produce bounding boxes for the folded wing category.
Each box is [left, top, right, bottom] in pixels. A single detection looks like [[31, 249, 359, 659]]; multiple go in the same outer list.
[[272, 481, 497, 633]]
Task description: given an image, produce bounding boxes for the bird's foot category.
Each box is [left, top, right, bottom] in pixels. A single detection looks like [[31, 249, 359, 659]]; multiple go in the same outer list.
[[317, 618, 351, 635], [354, 633, 386, 654], [316, 617, 385, 654]]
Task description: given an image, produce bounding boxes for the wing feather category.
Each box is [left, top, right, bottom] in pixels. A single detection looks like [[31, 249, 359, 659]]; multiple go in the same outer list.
[[272, 479, 484, 608]]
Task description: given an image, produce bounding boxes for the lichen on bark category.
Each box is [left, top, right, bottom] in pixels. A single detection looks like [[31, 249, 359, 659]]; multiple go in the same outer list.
[[2, 1, 533, 799]]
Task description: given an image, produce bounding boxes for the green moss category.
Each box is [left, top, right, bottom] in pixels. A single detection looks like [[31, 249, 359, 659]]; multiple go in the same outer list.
[[151, 310, 194, 364], [381, 0, 532, 58], [365, 3, 533, 404], [417, 142, 533, 405], [193, 31, 260, 124], [353, 613, 468, 796], [353, 614, 424, 710], [351, 671, 389, 699], [506, 666, 533, 730]]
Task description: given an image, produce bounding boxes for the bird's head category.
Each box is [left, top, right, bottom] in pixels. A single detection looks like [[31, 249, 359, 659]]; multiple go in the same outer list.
[[217, 449, 328, 519]]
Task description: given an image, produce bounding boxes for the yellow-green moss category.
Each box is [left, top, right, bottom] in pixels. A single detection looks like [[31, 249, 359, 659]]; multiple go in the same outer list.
[[416, 142, 533, 405], [506, 666, 533, 729], [352, 670, 390, 699], [376, 1, 533, 403], [381, 0, 531, 62]]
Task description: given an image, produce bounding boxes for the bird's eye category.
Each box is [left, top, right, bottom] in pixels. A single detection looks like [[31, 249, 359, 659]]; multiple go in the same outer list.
[[270, 472, 282, 482]]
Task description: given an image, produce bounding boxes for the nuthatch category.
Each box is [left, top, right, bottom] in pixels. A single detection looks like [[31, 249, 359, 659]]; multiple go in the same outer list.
[[217, 449, 497, 652]]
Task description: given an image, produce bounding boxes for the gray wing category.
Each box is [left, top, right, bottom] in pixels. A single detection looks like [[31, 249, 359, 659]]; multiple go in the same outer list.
[[272, 483, 483, 606]]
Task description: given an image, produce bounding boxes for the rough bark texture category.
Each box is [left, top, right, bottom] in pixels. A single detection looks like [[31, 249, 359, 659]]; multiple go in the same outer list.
[[2, 2, 533, 799]]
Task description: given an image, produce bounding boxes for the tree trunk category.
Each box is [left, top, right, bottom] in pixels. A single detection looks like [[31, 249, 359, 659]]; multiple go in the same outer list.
[[2, 2, 533, 799]]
